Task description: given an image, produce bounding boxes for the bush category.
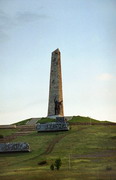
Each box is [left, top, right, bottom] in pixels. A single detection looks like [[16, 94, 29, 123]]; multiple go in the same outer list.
[[50, 164, 54, 170], [111, 136, 116, 139], [0, 134, 4, 138], [38, 160, 47, 165], [106, 166, 112, 171], [54, 158, 62, 170]]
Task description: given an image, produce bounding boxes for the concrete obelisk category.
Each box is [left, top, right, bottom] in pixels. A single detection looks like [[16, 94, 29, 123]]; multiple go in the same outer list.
[[48, 49, 64, 118]]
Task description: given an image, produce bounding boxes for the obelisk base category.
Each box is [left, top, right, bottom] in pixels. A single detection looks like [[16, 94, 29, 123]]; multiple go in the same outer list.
[[47, 115, 63, 119]]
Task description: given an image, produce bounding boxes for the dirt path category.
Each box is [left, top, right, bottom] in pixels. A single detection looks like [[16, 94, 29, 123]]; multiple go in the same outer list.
[[8, 133, 69, 166], [42, 126, 90, 155], [20, 127, 90, 164], [41, 134, 67, 155]]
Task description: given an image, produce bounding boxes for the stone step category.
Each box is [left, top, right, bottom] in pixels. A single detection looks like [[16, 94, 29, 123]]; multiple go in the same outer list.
[[26, 118, 40, 125]]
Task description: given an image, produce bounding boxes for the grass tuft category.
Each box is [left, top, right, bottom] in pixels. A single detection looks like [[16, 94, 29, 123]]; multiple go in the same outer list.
[[36, 118, 56, 124]]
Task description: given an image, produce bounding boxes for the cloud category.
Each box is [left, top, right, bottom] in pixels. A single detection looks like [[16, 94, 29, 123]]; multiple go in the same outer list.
[[0, 11, 15, 30], [0, 10, 48, 42], [0, 30, 9, 42], [0, 11, 14, 42], [16, 12, 48, 23], [98, 73, 114, 81]]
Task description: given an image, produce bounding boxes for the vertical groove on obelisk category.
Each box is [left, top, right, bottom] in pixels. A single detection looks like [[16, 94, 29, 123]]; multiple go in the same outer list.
[[47, 49, 64, 117]]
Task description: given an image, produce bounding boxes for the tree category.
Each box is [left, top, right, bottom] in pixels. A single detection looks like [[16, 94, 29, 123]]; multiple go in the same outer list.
[[54, 158, 62, 170]]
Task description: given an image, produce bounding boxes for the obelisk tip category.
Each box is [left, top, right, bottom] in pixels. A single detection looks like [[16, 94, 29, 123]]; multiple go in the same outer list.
[[52, 48, 60, 54]]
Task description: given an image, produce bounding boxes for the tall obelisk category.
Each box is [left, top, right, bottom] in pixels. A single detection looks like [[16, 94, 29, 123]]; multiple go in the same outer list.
[[48, 49, 64, 118]]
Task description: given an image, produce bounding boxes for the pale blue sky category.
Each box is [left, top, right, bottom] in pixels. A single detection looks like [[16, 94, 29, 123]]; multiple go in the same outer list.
[[0, 0, 116, 124]]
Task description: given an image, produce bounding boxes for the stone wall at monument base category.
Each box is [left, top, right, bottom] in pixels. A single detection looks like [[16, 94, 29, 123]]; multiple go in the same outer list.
[[0, 142, 30, 152], [36, 122, 69, 132]]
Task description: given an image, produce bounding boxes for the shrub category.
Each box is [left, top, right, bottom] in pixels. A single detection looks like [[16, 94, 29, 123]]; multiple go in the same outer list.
[[111, 136, 116, 139], [50, 164, 54, 170], [106, 166, 112, 171], [0, 134, 4, 138], [54, 158, 62, 170], [38, 160, 47, 165]]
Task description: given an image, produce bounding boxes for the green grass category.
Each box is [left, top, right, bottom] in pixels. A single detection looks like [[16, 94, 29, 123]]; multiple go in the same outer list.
[[0, 123, 116, 180], [13, 116, 113, 126], [69, 115, 99, 122], [69, 115, 111, 124], [13, 117, 55, 125], [0, 129, 18, 137], [36, 117, 56, 124]]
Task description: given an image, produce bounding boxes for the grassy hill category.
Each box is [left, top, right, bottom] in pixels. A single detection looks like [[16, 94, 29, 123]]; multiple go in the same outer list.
[[69, 116, 100, 123], [0, 117, 116, 180], [12, 117, 56, 125], [13, 118, 31, 125], [13, 116, 113, 126]]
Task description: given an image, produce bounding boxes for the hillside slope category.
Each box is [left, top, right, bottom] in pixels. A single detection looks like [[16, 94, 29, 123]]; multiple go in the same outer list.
[[0, 120, 116, 180]]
